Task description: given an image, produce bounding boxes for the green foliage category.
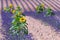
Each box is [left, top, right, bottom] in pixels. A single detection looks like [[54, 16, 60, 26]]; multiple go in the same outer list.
[[4, 5, 28, 35], [10, 6, 28, 35], [3, 7, 10, 12], [36, 4, 45, 13], [36, 4, 55, 17], [45, 7, 55, 16], [24, 28, 28, 34], [16, 6, 21, 11]]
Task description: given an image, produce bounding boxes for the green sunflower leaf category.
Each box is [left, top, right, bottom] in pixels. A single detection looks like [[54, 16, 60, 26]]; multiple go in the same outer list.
[[24, 29, 28, 35]]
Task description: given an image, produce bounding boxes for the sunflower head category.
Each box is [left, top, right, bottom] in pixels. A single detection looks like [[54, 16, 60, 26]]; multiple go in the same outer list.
[[41, 3, 44, 7], [12, 10, 16, 14], [9, 4, 13, 8], [36, 6, 39, 10], [19, 16, 26, 23]]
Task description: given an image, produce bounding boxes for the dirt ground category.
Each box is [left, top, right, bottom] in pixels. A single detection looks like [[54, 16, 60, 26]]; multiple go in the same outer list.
[[0, 0, 60, 40]]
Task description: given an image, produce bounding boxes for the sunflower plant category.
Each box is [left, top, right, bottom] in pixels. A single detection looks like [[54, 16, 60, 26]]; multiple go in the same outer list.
[[45, 7, 55, 16], [36, 3, 45, 13], [3, 4, 14, 12], [3, 4, 28, 35], [36, 3, 55, 17], [9, 6, 28, 35]]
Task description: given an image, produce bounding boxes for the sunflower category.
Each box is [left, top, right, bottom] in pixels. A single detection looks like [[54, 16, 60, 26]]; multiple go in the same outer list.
[[9, 4, 13, 8], [36, 6, 39, 10], [12, 10, 16, 14], [18, 11, 22, 15], [41, 3, 44, 8], [19, 16, 26, 23]]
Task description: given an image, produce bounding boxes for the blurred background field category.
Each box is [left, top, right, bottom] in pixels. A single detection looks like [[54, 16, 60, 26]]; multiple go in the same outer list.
[[0, 0, 60, 40]]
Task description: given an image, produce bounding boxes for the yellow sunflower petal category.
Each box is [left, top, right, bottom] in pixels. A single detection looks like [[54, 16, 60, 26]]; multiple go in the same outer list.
[[9, 4, 13, 8], [41, 3, 44, 7], [36, 6, 38, 9], [18, 11, 22, 15], [19, 16, 26, 23], [12, 10, 16, 14]]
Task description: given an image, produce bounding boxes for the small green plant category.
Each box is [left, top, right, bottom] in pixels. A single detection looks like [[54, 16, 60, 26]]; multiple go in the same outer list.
[[45, 7, 55, 16], [36, 3, 45, 13], [36, 3, 55, 17], [4, 4, 28, 35]]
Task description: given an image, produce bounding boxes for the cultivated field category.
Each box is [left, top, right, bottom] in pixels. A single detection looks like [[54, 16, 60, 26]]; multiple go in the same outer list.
[[0, 0, 60, 40]]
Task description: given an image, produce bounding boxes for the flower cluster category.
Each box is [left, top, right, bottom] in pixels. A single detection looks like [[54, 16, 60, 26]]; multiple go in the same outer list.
[[36, 3, 55, 16], [4, 4, 28, 35], [36, 3, 45, 13]]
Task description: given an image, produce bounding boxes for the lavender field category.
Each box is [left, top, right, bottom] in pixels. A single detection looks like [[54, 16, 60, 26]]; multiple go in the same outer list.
[[0, 0, 60, 40]]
